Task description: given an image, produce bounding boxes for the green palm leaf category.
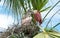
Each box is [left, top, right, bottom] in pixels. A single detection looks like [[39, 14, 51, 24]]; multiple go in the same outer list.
[[43, 0, 60, 22], [30, 0, 49, 11], [45, 9, 60, 28], [48, 32, 60, 37], [40, 6, 51, 12], [33, 31, 60, 38], [5, 0, 50, 16], [33, 33, 50, 38], [39, 0, 48, 10], [50, 23, 60, 30]]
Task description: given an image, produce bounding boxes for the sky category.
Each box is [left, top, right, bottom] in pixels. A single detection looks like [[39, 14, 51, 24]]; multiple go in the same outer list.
[[0, 0, 60, 32], [41, 0, 60, 32], [0, 0, 14, 29], [0, 14, 14, 29]]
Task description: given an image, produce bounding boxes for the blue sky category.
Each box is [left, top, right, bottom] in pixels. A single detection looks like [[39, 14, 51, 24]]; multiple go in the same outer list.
[[0, 0, 14, 29], [41, 0, 60, 32], [0, 0, 60, 32]]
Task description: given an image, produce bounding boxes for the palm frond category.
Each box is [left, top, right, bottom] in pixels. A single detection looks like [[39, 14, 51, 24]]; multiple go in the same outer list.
[[48, 32, 60, 37], [45, 9, 60, 28], [30, 0, 49, 11], [19, 0, 27, 12], [4, 0, 50, 16], [50, 23, 60, 30], [30, 0, 37, 10], [43, 0, 60, 22], [33, 30, 60, 38], [40, 6, 51, 12], [27, 0, 31, 9], [39, 0, 48, 10]]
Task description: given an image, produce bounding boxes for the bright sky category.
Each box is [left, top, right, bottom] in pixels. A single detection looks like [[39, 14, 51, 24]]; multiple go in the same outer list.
[[0, 0, 14, 29], [0, 0, 3, 6], [0, 14, 14, 29], [0, 0, 60, 32]]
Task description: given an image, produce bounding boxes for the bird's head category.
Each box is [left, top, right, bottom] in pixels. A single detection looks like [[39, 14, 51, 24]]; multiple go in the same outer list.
[[28, 10, 39, 14]]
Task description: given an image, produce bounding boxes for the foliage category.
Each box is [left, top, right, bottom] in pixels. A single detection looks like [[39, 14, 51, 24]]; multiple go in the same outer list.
[[4, 0, 51, 15], [33, 31, 60, 38]]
